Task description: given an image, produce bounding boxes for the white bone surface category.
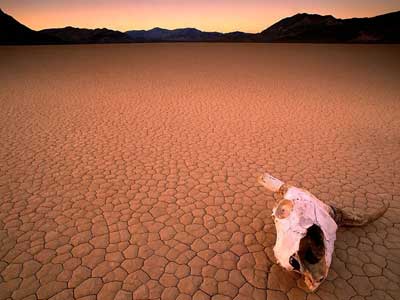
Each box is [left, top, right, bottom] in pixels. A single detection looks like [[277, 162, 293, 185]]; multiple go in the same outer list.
[[273, 186, 338, 272]]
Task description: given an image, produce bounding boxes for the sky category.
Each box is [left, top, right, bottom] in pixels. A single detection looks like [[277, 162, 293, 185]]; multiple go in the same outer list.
[[1, 0, 400, 33]]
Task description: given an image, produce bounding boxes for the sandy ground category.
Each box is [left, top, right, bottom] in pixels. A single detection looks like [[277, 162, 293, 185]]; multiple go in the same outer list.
[[0, 43, 399, 300]]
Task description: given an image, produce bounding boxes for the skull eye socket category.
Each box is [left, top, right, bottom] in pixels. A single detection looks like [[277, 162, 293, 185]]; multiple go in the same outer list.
[[274, 199, 293, 219], [289, 255, 300, 271]]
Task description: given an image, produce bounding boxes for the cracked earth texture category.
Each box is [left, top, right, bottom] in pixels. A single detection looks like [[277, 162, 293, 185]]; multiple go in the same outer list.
[[0, 44, 399, 300]]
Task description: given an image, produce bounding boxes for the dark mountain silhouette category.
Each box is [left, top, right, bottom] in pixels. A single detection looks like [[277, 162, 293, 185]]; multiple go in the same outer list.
[[126, 27, 224, 42], [0, 8, 60, 45], [41, 26, 132, 44], [1, 7, 399, 45], [259, 11, 400, 43], [219, 31, 258, 42], [126, 27, 258, 42]]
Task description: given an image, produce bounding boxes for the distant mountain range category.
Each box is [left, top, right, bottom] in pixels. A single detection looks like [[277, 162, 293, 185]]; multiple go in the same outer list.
[[41, 27, 132, 44], [259, 12, 400, 43], [1, 8, 399, 45]]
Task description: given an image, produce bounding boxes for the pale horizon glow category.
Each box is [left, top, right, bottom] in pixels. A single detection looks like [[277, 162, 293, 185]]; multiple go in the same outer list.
[[1, 0, 400, 33]]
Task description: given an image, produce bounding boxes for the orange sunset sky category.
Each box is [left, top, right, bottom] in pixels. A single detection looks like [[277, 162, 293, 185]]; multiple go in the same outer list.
[[1, 0, 400, 33]]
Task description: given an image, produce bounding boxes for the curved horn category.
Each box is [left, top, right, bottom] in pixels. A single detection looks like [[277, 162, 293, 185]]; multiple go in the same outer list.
[[257, 173, 284, 192], [331, 200, 389, 227]]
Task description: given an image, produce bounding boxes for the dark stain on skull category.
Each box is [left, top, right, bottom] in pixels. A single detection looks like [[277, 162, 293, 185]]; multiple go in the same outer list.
[[298, 224, 327, 285]]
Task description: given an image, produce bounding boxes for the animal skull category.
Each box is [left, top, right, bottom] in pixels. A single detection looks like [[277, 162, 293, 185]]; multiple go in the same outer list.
[[258, 172, 388, 291]]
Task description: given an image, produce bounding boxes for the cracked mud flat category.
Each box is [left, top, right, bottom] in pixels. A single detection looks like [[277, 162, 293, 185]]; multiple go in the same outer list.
[[0, 43, 399, 300]]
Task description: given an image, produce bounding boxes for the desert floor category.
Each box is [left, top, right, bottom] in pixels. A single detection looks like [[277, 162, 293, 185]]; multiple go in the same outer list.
[[0, 43, 399, 300]]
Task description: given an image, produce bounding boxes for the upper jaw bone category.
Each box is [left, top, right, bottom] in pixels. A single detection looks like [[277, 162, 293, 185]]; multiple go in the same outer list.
[[304, 276, 322, 291]]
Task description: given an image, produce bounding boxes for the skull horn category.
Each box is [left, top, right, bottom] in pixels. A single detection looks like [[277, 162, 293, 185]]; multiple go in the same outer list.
[[257, 173, 285, 193], [331, 202, 389, 227]]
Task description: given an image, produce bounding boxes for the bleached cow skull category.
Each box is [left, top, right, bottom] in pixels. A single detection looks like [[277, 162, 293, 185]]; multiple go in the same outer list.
[[258, 172, 388, 291]]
